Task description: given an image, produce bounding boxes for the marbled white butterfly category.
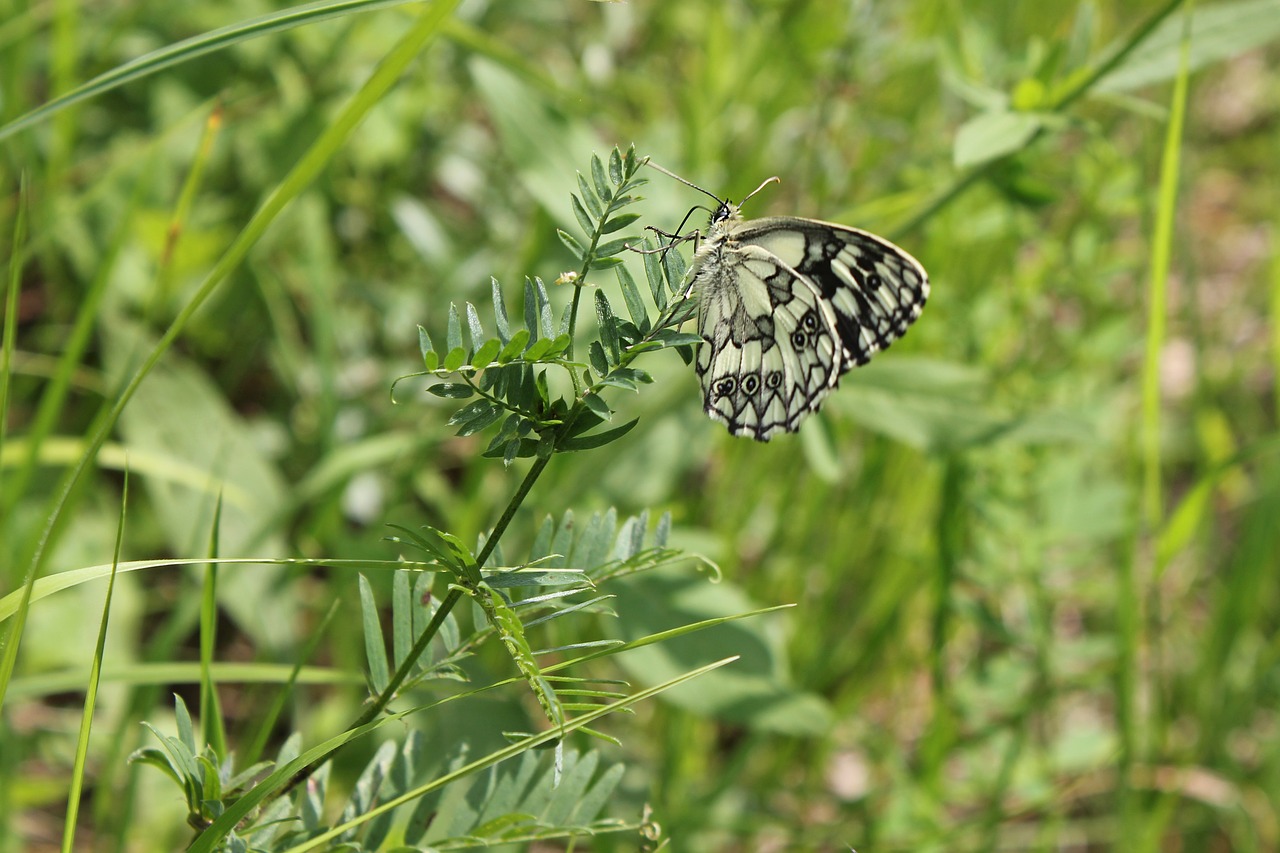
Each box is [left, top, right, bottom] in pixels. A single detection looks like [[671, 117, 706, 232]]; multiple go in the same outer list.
[[650, 165, 930, 441]]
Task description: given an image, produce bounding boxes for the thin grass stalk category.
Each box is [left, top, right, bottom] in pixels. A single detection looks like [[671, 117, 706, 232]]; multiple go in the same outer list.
[[1122, 4, 1195, 846], [0, 173, 26, 491], [1142, 9, 1194, 532], [46, 0, 78, 183], [0, 0, 428, 143], [150, 101, 224, 323], [199, 495, 227, 759], [61, 471, 128, 853], [1271, 223, 1280, 423]]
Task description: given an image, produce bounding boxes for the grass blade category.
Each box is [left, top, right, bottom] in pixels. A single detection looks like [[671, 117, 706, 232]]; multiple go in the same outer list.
[[0, 0, 463, 714], [60, 470, 128, 853], [0, 0, 426, 143], [199, 494, 227, 760]]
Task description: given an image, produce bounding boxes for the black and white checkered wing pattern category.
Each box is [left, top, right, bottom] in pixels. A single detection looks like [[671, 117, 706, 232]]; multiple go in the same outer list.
[[735, 217, 929, 371], [690, 212, 928, 441]]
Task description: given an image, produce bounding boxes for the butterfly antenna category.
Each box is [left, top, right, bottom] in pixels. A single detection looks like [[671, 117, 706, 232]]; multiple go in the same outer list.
[[645, 161, 726, 205], [739, 176, 781, 208]]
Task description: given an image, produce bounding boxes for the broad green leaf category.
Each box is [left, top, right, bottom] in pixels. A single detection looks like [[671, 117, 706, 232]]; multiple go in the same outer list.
[[615, 266, 649, 331], [594, 238, 632, 258], [523, 278, 539, 341], [558, 418, 639, 451], [442, 346, 468, 372], [522, 338, 553, 361], [465, 302, 485, 352], [491, 277, 511, 344], [608, 569, 833, 736], [583, 393, 612, 422], [359, 575, 390, 695], [1097, 0, 1280, 93], [651, 330, 703, 347], [427, 383, 475, 399], [101, 327, 293, 647], [499, 329, 531, 363], [577, 173, 603, 218], [472, 338, 502, 368], [600, 212, 641, 234], [534, 369, 551, 406], [509, 363, 539, 409], [502, 438, 526, 466], [570, 195, 594, 236], [533, 277, 554, 338], [557, 228, 584, 259], [661, 245, 687, 296], [446, 303, 463, 354], [543, 333, 572, 357], [392, 570, 412, 670], [590, 153, 611, 203], [449, 401, 502, 436], [953, 110, 1044, 168], [640, 238, 667, 309], [594, 291, 620, 363], [608, 147, 623, 185], [589, 341, 609, 376]]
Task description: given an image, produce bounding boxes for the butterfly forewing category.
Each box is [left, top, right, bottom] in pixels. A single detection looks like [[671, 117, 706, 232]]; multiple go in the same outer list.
[[732, 217, 929, 369], [689, 206, 929, 441]]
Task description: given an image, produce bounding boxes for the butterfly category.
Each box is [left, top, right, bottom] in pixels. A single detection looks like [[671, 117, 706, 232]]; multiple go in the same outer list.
[[649, 165, 929, 441]]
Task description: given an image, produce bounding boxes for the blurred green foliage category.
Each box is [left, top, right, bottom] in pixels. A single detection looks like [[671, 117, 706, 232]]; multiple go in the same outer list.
[[2, 0, 1280, 850]]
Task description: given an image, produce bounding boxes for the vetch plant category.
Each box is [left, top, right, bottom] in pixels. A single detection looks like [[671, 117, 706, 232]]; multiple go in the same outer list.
[[130, 146, 771, 852]]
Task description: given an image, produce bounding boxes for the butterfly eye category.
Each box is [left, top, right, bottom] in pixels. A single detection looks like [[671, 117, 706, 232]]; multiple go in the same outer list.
[[742, 375, 760, 394], [865, 272, 883, 290], [790, 331, 807, 349], [765, 372, 783, 389], [802, 313, 819, 332], [714, 377, 737, 397]]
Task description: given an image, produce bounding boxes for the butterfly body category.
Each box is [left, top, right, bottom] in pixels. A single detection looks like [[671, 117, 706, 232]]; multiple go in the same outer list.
[[688, 199, 929, 441]]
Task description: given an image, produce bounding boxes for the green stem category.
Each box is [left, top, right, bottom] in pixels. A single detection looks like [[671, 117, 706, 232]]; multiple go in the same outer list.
[[565, 210, 608, 388], [1051, 0, 1186, 111], [891, 0, 1188, 241], [476, 453, 553, 567], [889, 162, 994, 241], [274, 447, 555, 800]]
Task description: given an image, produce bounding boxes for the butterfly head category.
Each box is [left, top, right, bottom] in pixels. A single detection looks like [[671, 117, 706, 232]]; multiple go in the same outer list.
[[709, 200, 740, 229], [708, 176, 780, 231]]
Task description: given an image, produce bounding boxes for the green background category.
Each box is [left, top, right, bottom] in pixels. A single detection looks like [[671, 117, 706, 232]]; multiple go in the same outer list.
[[3, 0, 1280, 849]]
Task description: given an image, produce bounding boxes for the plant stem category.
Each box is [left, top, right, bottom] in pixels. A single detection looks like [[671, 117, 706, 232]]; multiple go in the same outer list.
[[891, 0, 1187, 241], [274, 446, 555, 800]]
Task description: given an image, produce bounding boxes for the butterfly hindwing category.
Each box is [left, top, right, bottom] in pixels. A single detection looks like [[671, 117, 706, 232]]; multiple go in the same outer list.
[[694, 243, 842, 440]]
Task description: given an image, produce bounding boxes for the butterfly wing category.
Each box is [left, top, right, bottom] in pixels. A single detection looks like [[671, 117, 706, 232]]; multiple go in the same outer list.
[[733, 216, 930, 370], [691, 216, 929, 440], [693, 241, 843, 441]]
